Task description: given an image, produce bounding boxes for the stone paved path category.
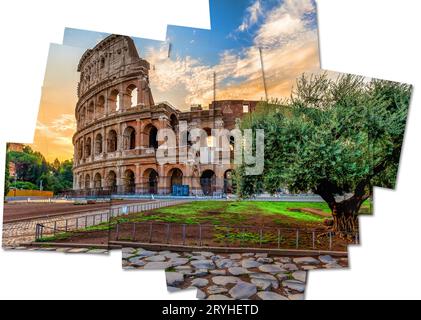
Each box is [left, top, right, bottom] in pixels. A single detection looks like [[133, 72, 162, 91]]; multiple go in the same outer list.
[[2, 246, 108, 254], [122, 248, 348, 300]]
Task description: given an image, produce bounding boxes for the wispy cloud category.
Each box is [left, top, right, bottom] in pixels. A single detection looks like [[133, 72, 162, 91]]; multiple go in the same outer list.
[[238, 0, 263, 32], [148, 0, 318, 108]]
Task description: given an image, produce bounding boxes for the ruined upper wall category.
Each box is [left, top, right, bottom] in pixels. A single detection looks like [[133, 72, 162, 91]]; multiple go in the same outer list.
[[77, 35, 150, 98]]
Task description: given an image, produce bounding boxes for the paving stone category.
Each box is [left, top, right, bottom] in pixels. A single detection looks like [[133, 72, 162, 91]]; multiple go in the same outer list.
[[67, 248, 89, 254], [229, 254, 242, 260], [289, 294, 305, 300], [159, 250, 172, 255], [210, 269, 227, 276], [145, 255, 166, 262], [324, 263, 343, 269], [215, 259, 235, 269], [166, 272, 185, 286], [229, 282, 257, 299], [283, 280, 306, 292], [165, 253, 181, 259], [256, 257, 274, 264], [241, 259, 262, 269], [319, 255, 336, 264], [87, 249, 109, 254], [193, 251, 214, 258], [197, 289, 207, 300], [251, 278, 273, 291], [167, 286, 181, 293], [190, 255, 207, 261], [301, 266, 318, 271], [283, 263, 299, 271], [228, 267, 250, 276], [258, 292, 289, 300], [207, 295, 234, 300], [249, 273, 277, 281], [128, 257, 146, 267], [169, 258, 189, 266], [212, 276, 242, 286], [143, 262, 171, 270], [292, 271, 307, 283], [258, 265, 285, 273], [277, 257, 292, 263], [242, 253, 255, 257], [189, 269, 209, 277], [138, 250, 157, 258], [255, 253, 268, 258], [55, 248, 72, 253], [207, 285, 229, 295], [293, 257, 320, 265], [175, 266, 192, 271], [191, 260, 215, 269], [191, 278, 209, 288], [275, 273, 289, 281]]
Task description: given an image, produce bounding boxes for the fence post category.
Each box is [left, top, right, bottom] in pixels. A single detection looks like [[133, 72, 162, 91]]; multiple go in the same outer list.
[[259, 229, 263, 247], [85, 215, 88, 228], [76, 218, 79, 230], [182, 224, 186, 245], [132, 223, 136, 241], [312, 231, 315, 249], [166, 224, 170, 244], [295, 229, 299, 249], [53, 221, 57, 236], [278, 229, 281, 249], [116, 223, 120, 241], [148, 223, 153, 243], [329, 232, 332, 250], [198, 224, 202, 247]]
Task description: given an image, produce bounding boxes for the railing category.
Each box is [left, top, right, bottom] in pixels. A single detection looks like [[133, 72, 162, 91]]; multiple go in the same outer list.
[[34, 199, 190, 242], [111, 221, 359, 252]]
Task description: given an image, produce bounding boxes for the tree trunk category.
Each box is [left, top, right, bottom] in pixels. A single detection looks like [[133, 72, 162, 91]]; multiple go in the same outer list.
[[331, 200, 361, 235]]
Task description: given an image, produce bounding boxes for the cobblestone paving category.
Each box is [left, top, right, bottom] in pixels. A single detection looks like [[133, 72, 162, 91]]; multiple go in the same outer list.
[[2, 246, 108, 254], [122, 248, 348, 300]]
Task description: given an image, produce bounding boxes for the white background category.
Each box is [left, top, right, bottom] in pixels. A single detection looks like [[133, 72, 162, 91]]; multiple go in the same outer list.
[[0, 0, 420, 300]]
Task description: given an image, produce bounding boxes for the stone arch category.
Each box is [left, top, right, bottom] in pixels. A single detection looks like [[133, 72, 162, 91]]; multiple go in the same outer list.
[[94, 172, 102, 189], [106, 170, 117, 192], [126, 83, 138, 107], [168, 168, 184, 191], [145, 124, 158, 149], [80, 106, 86, 126], [96, 95, 105, 117], [109, 89, 120, 112], [123, 169, 136, 194], [200, 170, 216, 196], [77, 140, 84, 160], [144, 168, 159, 194], [87, 101, 94, 122], [85, 137, 92, 157], [123, 126, 136, 150], [107, 129, 118, 153], [78, 174, 84, 189], [84, 173, 91, 190], [95, 133, 103, 155]]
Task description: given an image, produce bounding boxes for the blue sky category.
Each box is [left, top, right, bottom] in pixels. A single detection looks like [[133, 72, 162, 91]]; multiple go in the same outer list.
[[38, 0, 320, 161]]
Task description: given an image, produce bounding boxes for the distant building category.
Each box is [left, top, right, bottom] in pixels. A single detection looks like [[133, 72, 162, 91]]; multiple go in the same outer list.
[[7, 143, 24, 152], [72, 35, 258, 196]]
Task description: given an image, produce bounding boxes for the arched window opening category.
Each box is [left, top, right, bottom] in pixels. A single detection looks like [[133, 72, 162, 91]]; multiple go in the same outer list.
[[148, 126, 158, 149], [200, 170, 216, 196], [95, 134, 103, 155], [85, 138, 92, 157], [94, 173, 102, 189], [107, 130, 118, 153], [123, 127, 136, 150]]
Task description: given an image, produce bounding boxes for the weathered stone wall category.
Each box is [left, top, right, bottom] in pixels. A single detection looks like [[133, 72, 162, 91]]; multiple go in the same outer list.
[[73, 35, 257, 196]]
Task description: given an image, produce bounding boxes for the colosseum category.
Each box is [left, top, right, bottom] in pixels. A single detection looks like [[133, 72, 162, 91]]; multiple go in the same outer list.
[[72, 35, 258, 196]]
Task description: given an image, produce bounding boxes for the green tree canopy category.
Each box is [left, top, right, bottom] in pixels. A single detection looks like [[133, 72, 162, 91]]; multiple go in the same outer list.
[[236, 73, 411, 234]]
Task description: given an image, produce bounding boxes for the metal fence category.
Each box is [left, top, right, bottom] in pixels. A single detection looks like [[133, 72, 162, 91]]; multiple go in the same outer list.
[[111, 221, 359, 252], [34, 200, 190, 242]]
